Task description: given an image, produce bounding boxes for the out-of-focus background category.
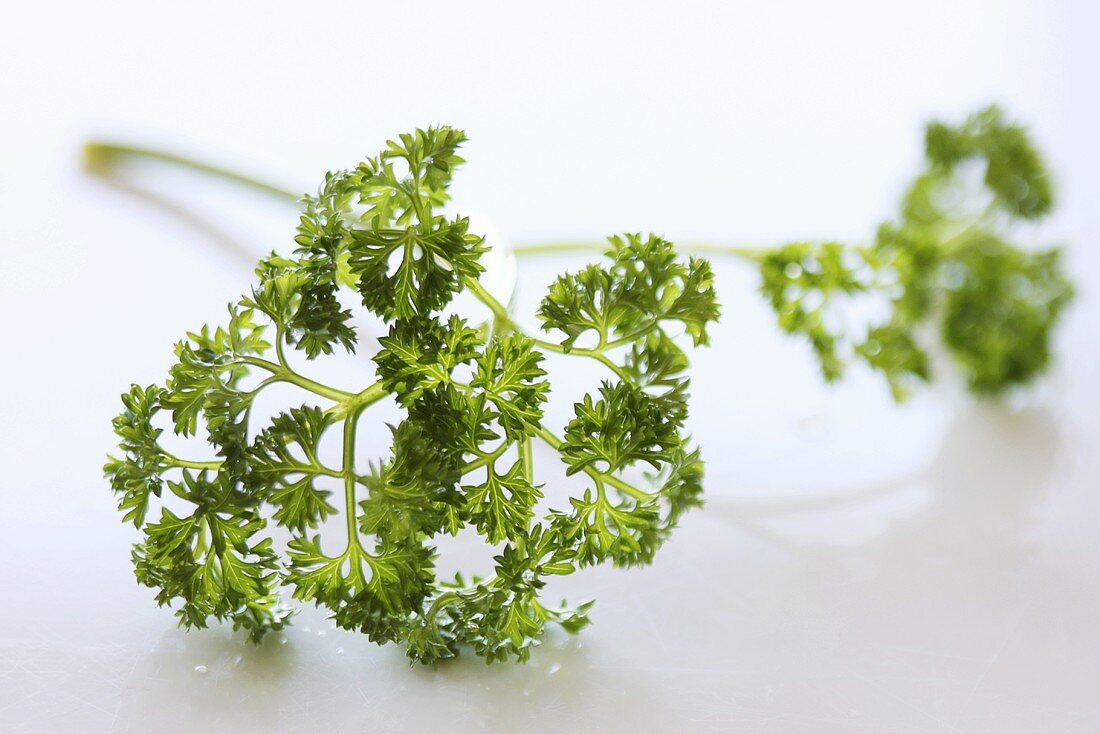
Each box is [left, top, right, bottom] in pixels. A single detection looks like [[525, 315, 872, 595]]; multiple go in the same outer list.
[[2, 2, 1098, 732]]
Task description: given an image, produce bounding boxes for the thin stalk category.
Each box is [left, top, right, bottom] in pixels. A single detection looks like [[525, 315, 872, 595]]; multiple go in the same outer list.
[[332, 380, 391, 418], [342, 408, 365, 554], [531, 425, 651, 501], [463, 277, 512, 327], [84, 140, 773, 263], [83, 141, 301, 202], [163, 454, 222, 472], [518, 437, 534, 484], [510, 240, 768, 262], [463, 442, 511, 474], [463, 276, 632, 382], [240, 356, 355, 403]]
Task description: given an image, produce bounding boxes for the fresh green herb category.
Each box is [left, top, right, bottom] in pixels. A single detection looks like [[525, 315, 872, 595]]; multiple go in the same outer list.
[[104, 128, 718, 663], [510, 106, 1073, 399], [752, 106, 1072, 398], [96, 106, 1072, 664]]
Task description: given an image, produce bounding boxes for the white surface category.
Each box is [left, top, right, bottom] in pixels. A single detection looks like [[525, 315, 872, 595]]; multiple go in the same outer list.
[[2, 2, 1099, 732]]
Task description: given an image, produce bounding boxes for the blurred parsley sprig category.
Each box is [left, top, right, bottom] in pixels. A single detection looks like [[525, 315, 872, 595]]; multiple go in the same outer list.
[[751, 106, 1073, 398], [515, 106, 1073, 399], [101, 128, 718, 664]]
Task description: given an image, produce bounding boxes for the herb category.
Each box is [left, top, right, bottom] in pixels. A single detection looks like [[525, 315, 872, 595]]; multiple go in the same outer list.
[[509, 106, 1074, 399], [95, 106, 1072, 664], [104, 128, 719, 663], [751, 106, 1073, 398]]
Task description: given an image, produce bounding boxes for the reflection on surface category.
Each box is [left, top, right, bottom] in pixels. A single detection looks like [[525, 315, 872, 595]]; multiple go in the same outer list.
[[109, 621, 661, 731], [710, 405, 1060, 562], [677, 404, 1079, 731]]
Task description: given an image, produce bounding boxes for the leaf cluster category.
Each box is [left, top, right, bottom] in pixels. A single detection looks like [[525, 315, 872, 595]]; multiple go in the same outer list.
[[757, 105, 1073, 398], [106, 128, 717, 664]]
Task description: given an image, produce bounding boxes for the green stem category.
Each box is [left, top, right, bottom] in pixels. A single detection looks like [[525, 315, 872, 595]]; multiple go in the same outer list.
[[510, 240, 768, 262], [518, 437, 534, 484], [590, 352, 632, 382], [83, 141, 302, 202], [84, 140, 778, 268], [240, 356, 355, 403], [463, 441, 511, 474], [527, 335, 632, 381], [463, 277, 512, 327], [463, 276, 632, 381], [342, 407, 365, 554], [532, 425, 651, 501], [171, 379, 388, 476], [330, 380, 391, 419], [274, 326, 290, 369], [163, 454, 222, 471]]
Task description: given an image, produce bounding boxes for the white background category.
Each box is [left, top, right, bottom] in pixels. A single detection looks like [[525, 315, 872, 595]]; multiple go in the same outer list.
[[2, 1, 1098, 732]]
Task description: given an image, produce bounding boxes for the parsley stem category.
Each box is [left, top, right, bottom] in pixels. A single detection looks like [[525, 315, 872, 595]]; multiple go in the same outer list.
[[163, 454, 222, 471], [589, 352, 632, 382], [83, 141, 302, 202], [532, 425, 650, 500], [518, 437, 534, 484], [342, 407, 365, 554], [274, 326, 290, 369], [463, 276, 633, 381], [240, 357, 355, 402], [82, 140, 771, 269], [463, 441, 511, 474], [527, 336, 632, 381], [511, 240, 767, 262], [463, 277, 512, 326], [345, 380, 390, 411]]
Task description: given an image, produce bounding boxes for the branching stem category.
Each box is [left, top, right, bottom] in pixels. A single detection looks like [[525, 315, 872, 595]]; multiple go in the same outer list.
[[462, 276, 633, 382], [240, 356, 355, 403], [532, 425, 650, 501]]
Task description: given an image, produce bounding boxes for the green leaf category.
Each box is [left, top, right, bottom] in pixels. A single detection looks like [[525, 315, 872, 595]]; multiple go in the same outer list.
[[941, 236, 1072, 394], [105, 384, 166, 526], [923, 105, 1052, 220], [605, 233, 720, 346], [622, 330, 690, 389], [560, 380, 685, 475], [470, 334, 549, 441], [132, 471, 286, 642], [160, 305, 268, 437], [538, 234, 719, 350], [538, 264, 622, 349], [463, 458, 543, 543], [348, 217, 486, 319], [373, 315, 481, 407], [389, 387, 468, 500], [248, 406, 337, 530], [758, 241, 867, 382], [349, 126, 468, 227], [552, 488, 663, 568]]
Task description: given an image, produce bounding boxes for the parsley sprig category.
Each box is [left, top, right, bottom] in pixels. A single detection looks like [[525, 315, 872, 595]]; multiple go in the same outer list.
[[513, 107, 1074, 398], [96, 106, 1073, 664], [104, 127, 718, 663]]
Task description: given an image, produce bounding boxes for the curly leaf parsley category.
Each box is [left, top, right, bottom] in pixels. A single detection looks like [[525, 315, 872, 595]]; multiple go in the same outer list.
[[100, 107, 1073, 664], [105, 128, 717, 664]]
